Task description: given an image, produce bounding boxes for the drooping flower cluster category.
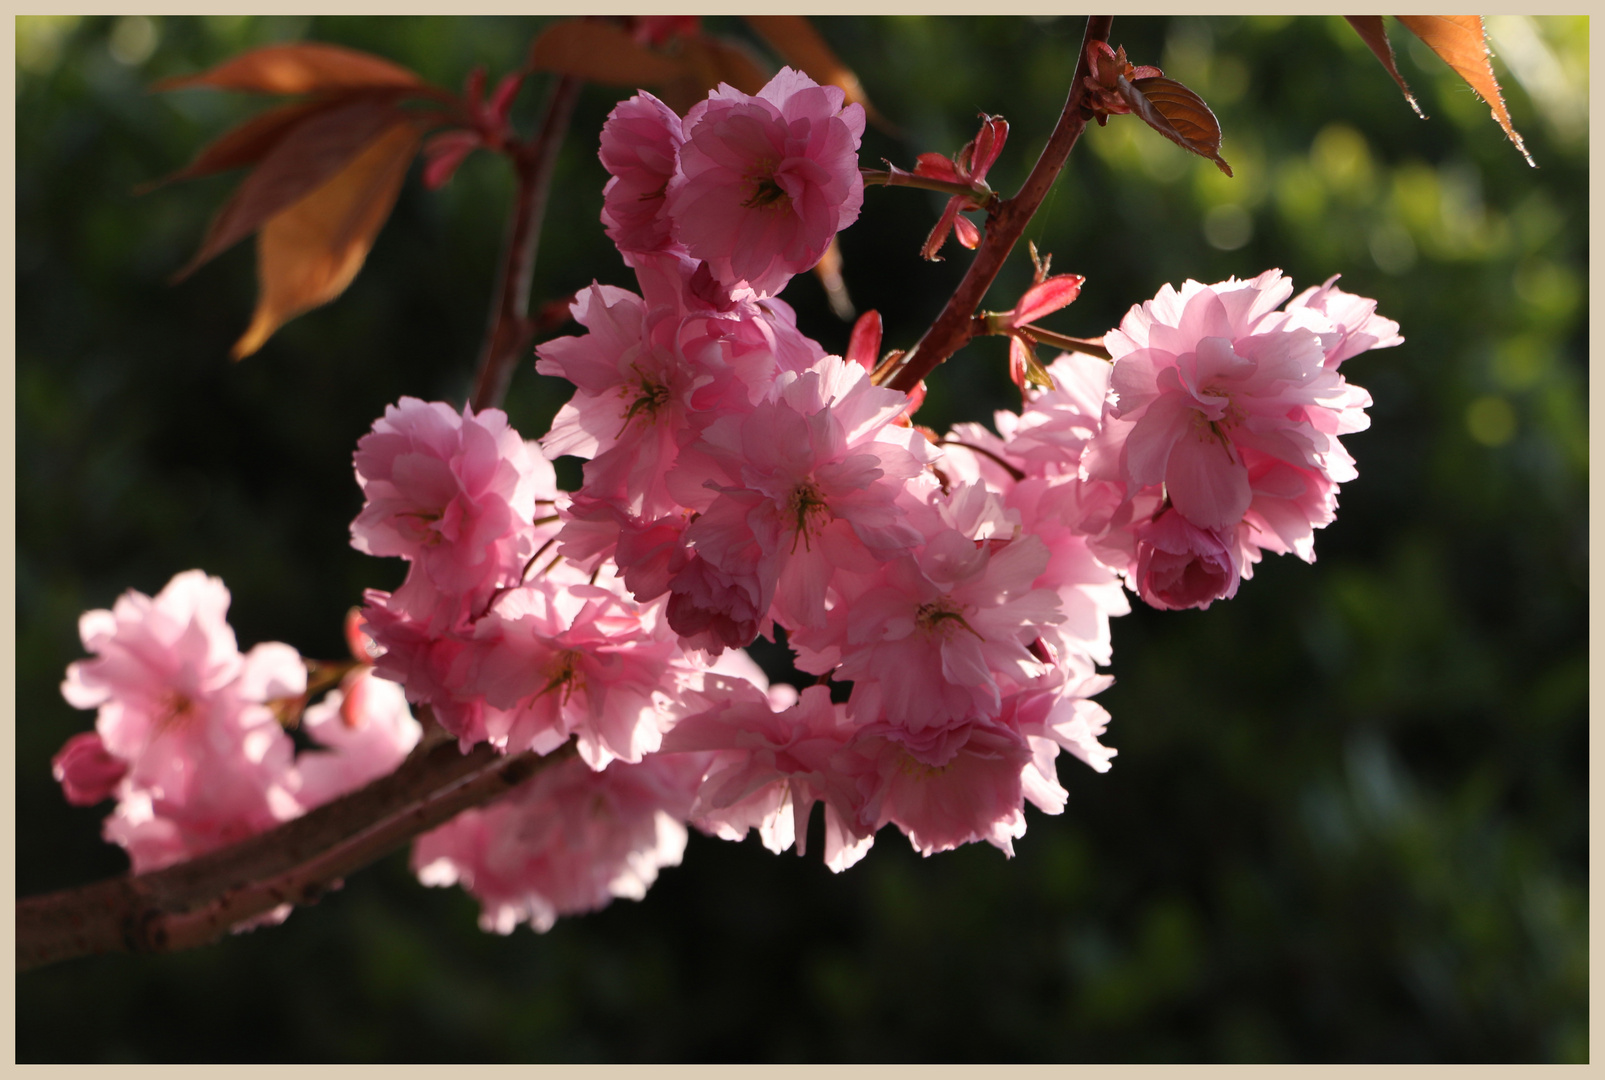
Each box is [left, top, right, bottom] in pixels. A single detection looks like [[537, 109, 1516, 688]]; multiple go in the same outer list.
[[52, 67, 1399, 941], [52, 571, 420, 885]]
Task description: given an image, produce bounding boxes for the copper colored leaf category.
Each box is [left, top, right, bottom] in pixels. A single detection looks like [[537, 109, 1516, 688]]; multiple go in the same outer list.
[[153, 42, 422, 95], [232, 120, 422, 359], [1121, 75, 1233, 177], [657, 34, 772, 115], [742, 15, 891, 131], [1343, 16, 1424, 118], [177, 95, 412, 280], [1395, 15, 1533, 166], [528, 20, 688, 87], [140, 99, 337, 192], [687, 34, 771, 95]]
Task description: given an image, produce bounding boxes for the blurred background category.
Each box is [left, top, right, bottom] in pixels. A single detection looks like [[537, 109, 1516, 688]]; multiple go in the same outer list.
[[15, 15, 1587, 1062]]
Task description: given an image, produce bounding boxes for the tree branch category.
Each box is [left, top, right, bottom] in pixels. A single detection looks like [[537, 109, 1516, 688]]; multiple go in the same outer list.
[[888, 15, 1112, 393], [16, 726, 573, 972], [468, 74, 582, 413]]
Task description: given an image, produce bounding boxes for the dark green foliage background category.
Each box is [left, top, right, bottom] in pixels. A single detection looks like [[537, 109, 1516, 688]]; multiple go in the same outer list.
[[16, 15, 1587, 1062]]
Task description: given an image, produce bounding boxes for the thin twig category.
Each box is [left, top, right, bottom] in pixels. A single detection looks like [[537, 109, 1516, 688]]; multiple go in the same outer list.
[[468, 74, 582, 413], [889, 16, 1112, 393]]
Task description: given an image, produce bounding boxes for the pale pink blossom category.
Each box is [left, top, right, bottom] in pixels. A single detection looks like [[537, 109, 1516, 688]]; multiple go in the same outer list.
[[662, 684, 861, 860], [1105, 271, 1377, 535], [57, 571, 305, 873], [1279, 273, 1404, 370], [666, 67, 865, 296], [296, 669, 423, 808], [412, 752, 705, 934]]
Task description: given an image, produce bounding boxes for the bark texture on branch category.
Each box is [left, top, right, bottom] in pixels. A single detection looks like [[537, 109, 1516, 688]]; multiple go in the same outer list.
[[17, 731, 572, 971]]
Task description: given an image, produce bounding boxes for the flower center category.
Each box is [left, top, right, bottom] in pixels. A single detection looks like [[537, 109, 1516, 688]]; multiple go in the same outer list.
[[786, 481, 832, 551], [621, 365, 671, 428], [538, 650, 584, 705], [157, 690, 199, 730], [742, 161, 792, 212], [914, 598, 984, 641], [897, 752, 952, 781]]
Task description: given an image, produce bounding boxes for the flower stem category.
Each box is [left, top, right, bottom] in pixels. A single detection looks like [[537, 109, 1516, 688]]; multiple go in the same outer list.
[[888, 15, 1112, 393], [861, 167, 997, 207], [468, 74, 581, 413]]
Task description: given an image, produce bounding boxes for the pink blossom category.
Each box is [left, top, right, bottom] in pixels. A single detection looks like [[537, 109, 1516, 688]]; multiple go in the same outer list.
[[662, 684, 862, 861], [51, 732, 127, 806], [412, 753, 705, 934], [466, 579, 684, 768], [666, 67, 865, 296], [1106, 270, 1374, 534], [296, 669, 422, 808], [1131, 506, 1241, 611], [799, 487, 1063, 732], [1280, 273, 1404, 369], [599, 91, 685, 258], [673, 356, 936, 638], [835, 718, 1032, 857], [1003, 476, 1130, 668], [57, 571, 305, 873], [352, 398, 553, 615]]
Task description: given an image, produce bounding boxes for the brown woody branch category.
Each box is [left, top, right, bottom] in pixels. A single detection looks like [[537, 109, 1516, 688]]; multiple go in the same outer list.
[[888, 15, 1112, 393], [468, 74, 582, 413], [17, 724, 573, 972]]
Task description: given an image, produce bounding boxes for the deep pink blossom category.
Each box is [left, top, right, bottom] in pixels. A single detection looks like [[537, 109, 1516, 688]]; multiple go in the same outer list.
[[834, 718, 1033, 857], [598, 91, 686, 258], [352, 398, 553, 619], [906, 113, 1008, 260], [51, 732, 127, 806], [666, 67, 865, 296], [672, 356, 937, 638], [1132, 506, 1240, 611]]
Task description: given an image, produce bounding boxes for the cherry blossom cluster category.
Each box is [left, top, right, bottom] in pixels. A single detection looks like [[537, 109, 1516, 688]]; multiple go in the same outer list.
[[52, 572, 420, 896], [52, 67, 1399, 939]]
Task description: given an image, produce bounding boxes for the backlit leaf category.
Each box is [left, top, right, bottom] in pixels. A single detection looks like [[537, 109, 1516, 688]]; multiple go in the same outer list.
[[743, 16, 891, 131], [528, 20, 688, 87], [1121, 75, 1233, 177], [1343, 16, 1424, 118], [140, 99, 336, 192], [657, 34, 771, 114], [176, 95, 412, 279], [153, 42, 422, 95], [232, 121, 422, 359], [1395, 15, 1533, 166]]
